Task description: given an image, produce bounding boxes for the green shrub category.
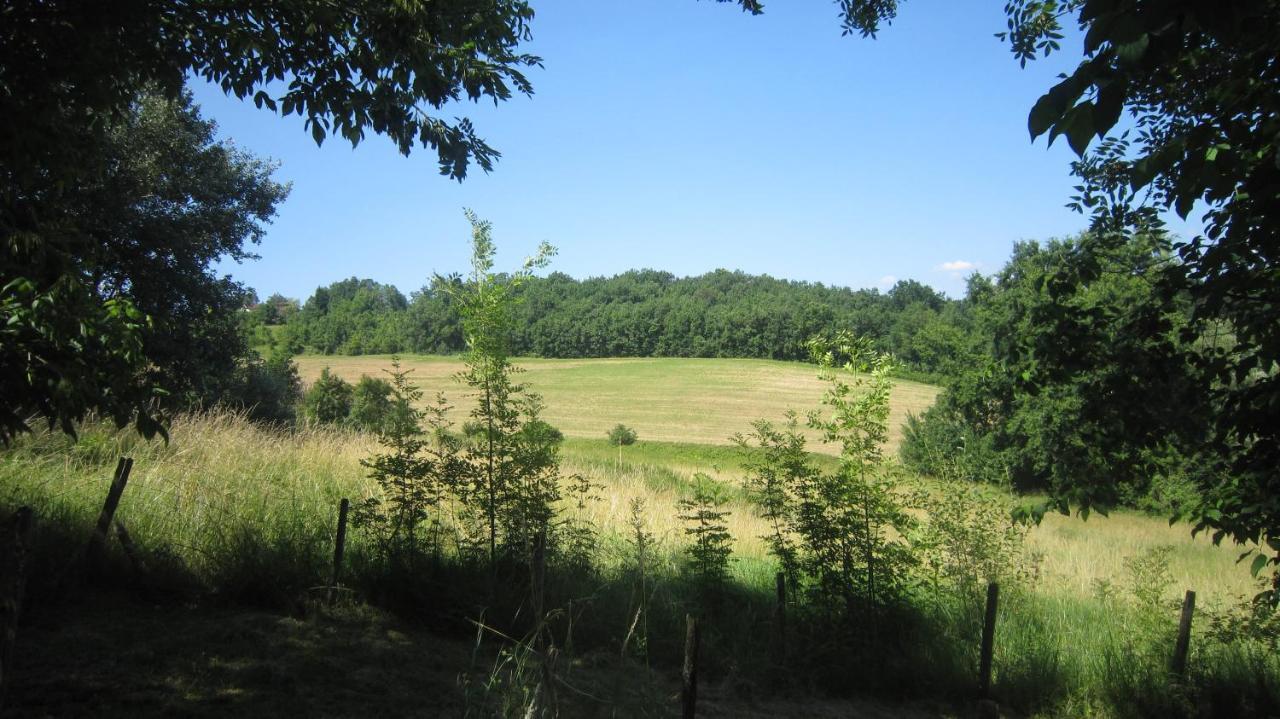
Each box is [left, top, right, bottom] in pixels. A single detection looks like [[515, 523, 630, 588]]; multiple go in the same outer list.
[[303, 367, 353, 425], [900, 405, 1006, 486], [913, 478, 1034, 595], [353, 361, 461, 564], [678, 473, 733, 591], [349, 375, 394, 432], [225, 349, 302, 425], [607, 423, 637, 447]]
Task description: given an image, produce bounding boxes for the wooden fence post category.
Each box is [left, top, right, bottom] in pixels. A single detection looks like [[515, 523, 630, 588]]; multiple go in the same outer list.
[[328, 498, 350, 604], [531, 529, 547, 647], [773, 572, 787, 667], [86, 457, 133, 571], [1, 507, 34, 711], [681, 614, 700, 719], [113, 520, 146, 576], [979, 582, 999, 699], [1171, 589, 1196, 676]]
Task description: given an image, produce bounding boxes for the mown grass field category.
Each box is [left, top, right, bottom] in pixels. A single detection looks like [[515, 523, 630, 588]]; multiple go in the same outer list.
[[294, 354, 939, 454]]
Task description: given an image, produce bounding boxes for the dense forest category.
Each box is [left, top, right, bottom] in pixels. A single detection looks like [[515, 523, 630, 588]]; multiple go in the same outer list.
[[272, 270, 978, 381]]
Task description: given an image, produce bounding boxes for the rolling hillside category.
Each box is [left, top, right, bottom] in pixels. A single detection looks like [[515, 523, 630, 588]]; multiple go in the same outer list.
[[294, 355, 940, 454]]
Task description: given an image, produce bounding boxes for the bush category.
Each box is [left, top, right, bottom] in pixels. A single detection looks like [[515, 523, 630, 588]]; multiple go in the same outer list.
[[222, 348, 302, 424], [607, 423, 637, 447], [349, 375, 394, 432], [1129, 448, 1206, 518], [913, 478, 1034, 595], [353, 361, 460, 564], [302, 368, 353, 425], [900, 405, 1006, 486]]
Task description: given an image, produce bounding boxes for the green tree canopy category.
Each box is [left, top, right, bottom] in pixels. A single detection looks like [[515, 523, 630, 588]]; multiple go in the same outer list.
[[1005, 0, 1280, 550], [2, 0, 539, 443], [2, 90, 288, 442], [903, 233, 1213, 512]]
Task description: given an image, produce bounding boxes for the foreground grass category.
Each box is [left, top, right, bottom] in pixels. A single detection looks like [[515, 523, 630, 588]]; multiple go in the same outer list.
[[293, 354, 939, 454], [2, 413, 1276, 716]]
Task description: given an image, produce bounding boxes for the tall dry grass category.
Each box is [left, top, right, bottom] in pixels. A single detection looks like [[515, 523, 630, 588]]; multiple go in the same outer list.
[[3, 410, 1277, 717]]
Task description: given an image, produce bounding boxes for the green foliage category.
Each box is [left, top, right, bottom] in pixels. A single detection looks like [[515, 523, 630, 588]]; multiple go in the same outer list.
[[1123, 545, 1176, 610], [723, 0, 899, 37], [349, 376, 395, 433], [623, 497, 655, 662], [353, 360, 463, 563], [733, 0, 1280, 595], [734, 413, 811, 587], [1207, 578, 1280, 655], [804, 334, 916, 611], [3, 0, 538, 444], [451, 211, 562, 565], [0, 279, 162, 442], [740, 333, 916, 620], [285, 268, 969, 379], [226, 349, 303, 425], [607, 423, 638, 467], [2, 90, 288, 443], [913, 480, 1034, 597], [677, 473, 734, 590], [902, 233, 1213, 520], [8, 407, 1280, 717], [899, 409, 1002, 486], [997, 0, 1280, 559], [302, 368, 354, 426], [0, 2, 538, 184], [285, 278, 409, 355], [249, 294, 299, 327], [556, 472, 601, 572], [607, 424, 638, 447]]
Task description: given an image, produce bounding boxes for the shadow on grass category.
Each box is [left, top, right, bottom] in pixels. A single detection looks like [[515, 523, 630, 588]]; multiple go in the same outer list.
[[5, 501, 1280, 719]]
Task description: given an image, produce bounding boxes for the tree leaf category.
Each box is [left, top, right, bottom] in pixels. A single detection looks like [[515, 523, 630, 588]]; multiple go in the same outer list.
[[1063, 103, 1096, 156], [1028, 75, 1088, 140], [1115, 34, 1150, 67], [1094, 78, 1127, 137], [1251, 552, 1269, 577]]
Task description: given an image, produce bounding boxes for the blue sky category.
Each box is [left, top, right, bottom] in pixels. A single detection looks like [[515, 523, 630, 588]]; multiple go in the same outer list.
[[203, 0, 1125, 301]]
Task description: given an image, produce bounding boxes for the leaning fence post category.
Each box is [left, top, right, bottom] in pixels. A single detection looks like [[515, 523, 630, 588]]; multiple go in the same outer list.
[[1171, 589, 1196, 676], [86, 457, 133, 570], [682, 614, 700, 719], [979, 581, 999, 699], [328, 498, 350, 604], [113, 520, 147, 576], [1, 507, 34, 711]]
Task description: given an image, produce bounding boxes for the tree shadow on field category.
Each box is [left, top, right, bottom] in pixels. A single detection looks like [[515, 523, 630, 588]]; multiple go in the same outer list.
[[7, 593, 469, 718]]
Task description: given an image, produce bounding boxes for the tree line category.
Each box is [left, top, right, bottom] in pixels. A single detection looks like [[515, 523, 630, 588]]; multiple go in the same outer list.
[[272, 270, 977, 381]]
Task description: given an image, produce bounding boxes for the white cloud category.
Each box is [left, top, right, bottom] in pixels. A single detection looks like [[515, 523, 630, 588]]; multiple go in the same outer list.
[[937, 260, 978, 273], [875, 275, 897, 289]]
